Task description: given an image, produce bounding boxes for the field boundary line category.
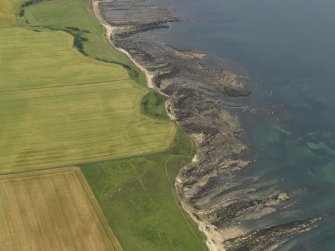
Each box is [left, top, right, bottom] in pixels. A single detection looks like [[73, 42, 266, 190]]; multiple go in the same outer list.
[[0, 167, 123, 250], [75, 169, 123, 251], [0, 79, 131, 94], [0, 145, 176, 176]]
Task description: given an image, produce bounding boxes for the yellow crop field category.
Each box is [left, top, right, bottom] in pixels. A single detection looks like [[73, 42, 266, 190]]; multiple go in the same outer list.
[[0, 167, 122, 251], [0, 27, 175, 173]]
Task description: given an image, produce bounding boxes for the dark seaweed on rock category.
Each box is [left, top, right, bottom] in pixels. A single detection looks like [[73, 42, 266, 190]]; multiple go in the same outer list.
[[224, 217, 322, 251], [98, 0, 321, 249]]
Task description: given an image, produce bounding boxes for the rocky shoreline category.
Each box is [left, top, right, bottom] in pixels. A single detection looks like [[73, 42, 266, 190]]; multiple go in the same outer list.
[[94, 0, 322, 250]]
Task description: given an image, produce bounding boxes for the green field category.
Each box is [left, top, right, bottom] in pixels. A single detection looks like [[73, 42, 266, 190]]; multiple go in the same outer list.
[[82, 127, 208, 251], [19, 0, 145, 81], [0, 0, 208, 250], [0, 27, 175, 173]]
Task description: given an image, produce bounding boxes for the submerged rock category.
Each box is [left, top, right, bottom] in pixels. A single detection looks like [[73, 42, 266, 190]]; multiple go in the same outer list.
[[224, 217, 322, 251]]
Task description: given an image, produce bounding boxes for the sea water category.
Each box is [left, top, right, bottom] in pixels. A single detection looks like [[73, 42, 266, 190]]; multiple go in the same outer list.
[[149, 0, 335, 249]]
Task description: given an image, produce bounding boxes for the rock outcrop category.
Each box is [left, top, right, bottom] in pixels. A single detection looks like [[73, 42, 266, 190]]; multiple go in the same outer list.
[[99, 0, 322, 249]]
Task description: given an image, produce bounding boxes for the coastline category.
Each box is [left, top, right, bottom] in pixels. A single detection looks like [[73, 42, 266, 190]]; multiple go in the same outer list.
[[92, 0, 155, 91], [91, 0, 323, 250], [90, 1, 222, 250]]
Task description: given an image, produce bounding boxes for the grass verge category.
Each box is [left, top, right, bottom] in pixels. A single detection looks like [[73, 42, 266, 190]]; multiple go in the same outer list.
[[82, 126, 208, 251]]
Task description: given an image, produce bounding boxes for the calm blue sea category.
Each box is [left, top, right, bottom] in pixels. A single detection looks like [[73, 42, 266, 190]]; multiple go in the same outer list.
[[149, 0, 335, 249]]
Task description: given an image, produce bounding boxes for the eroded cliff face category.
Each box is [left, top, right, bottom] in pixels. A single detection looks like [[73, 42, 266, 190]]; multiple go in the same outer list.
[[99, 0, 322, 249]]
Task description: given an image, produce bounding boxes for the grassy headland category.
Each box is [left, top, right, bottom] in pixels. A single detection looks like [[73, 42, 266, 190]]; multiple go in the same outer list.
[[82, 126, 207, 250]]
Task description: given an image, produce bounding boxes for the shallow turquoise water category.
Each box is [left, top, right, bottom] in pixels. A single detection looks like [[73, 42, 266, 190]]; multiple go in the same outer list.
[[151, 0, 335, 249]]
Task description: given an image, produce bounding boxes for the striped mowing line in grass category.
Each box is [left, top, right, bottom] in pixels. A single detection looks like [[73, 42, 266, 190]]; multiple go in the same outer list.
[[0, 27, 175, 173]]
